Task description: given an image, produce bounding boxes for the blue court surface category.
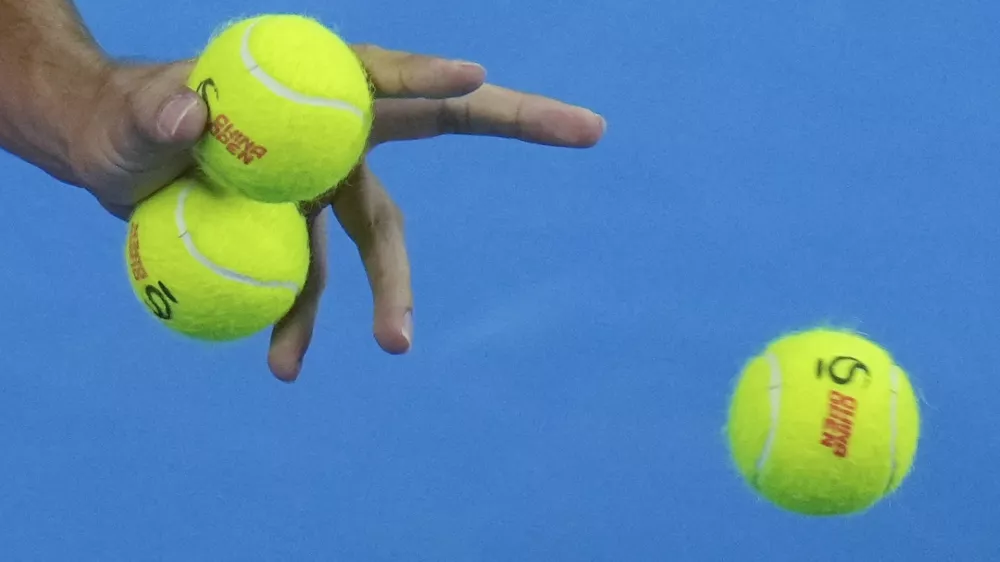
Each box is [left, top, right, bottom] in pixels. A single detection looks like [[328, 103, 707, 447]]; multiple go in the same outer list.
[[0, 0, 997, 559]]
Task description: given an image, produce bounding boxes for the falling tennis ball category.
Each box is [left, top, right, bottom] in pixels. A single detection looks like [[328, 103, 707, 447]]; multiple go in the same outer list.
[[124, 173, 309, 341], [726, 327, 920, 516], [187, 13, 373, 203]]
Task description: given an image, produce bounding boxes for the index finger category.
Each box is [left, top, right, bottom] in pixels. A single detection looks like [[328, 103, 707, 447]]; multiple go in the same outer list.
[[352, 44, 486, 99]]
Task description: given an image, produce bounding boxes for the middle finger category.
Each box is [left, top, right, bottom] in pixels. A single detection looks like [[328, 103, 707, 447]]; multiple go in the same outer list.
[[371, 84, 606, 148]]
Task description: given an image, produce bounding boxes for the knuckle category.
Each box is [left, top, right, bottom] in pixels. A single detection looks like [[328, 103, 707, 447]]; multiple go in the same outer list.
[[307, 270, 328, 294], [371, 199, 405, 232], [436, 99, 465, 134]]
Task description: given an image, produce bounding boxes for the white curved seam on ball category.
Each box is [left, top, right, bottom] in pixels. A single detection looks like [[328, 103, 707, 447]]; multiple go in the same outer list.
[[174, 186, 300, 292], [754, 352, 782, 486], [884, 366, 900, 494], [241, 22, 365, 118]]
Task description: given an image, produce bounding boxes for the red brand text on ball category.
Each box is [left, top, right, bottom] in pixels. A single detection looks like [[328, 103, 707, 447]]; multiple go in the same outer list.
[[820, 390, 857, 458], [128, 223, 147, 281], [209, 115, 268, 164]]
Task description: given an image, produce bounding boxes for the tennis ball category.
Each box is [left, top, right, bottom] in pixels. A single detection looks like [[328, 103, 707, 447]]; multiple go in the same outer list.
[[125, 173, 310, 341], [187, 14, 373, 204], [726, 328, 920, 516]]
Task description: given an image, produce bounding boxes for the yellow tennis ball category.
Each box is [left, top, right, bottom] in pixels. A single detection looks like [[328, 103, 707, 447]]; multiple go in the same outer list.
[[726, 327, 920, 516], [124, 174, 309, 341], [187, 14, 373, 203]]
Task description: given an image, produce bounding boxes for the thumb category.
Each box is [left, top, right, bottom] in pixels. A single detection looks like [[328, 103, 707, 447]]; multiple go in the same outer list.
[[149, 89, 205, 147], [128, 62, 206, 149], [96, 62, 207, 205]]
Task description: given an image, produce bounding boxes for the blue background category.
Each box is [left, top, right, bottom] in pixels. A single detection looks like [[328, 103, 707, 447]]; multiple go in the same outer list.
[[1, 0, 998, 559]]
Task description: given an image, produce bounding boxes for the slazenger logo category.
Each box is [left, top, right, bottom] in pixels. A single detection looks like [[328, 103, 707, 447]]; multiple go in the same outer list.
[[195, 78, 268, 165]]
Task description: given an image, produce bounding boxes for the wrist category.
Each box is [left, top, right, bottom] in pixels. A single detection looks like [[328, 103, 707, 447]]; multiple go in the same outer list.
[[0, 0, 110, 185], [0, 48, 109, 184]]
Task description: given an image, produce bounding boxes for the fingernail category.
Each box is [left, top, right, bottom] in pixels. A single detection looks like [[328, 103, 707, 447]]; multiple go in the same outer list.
[[401, 310, 413, 347], [157, 94, 199, 139], [457, 60, 484, 71], [596, 112, 607, 132]]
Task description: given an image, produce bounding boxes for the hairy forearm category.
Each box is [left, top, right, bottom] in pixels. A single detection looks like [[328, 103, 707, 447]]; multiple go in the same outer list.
[[0, 0, 107, 179]]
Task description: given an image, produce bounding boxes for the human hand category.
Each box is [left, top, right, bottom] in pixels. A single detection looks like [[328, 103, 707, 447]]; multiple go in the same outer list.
[[268, 45, 605, 381], [67, 45, 605, 382]]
